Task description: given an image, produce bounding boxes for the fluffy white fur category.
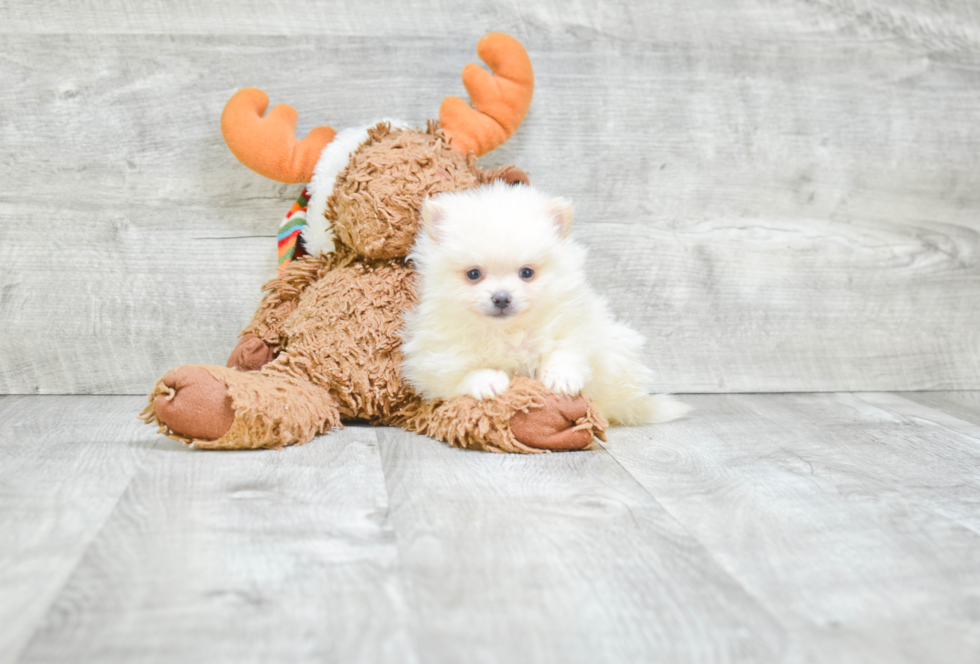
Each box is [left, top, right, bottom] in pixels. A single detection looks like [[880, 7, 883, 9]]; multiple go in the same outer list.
[[401, 182, 691, 426]]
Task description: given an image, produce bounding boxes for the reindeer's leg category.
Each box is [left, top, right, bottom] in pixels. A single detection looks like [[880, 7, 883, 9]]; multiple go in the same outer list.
[[393, 377, 608, 453], [142, 361, 340, 450]]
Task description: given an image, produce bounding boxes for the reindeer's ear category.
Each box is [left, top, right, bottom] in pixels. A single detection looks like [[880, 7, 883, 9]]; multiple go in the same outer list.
[[547, 198, 574, 238], [494, 166, 530, 186], [421, 199, 448, 243]]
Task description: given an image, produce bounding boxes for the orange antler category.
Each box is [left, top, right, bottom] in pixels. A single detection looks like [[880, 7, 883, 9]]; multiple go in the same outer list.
[[220, 87, 337, 184], [440, 33, 535, 157]]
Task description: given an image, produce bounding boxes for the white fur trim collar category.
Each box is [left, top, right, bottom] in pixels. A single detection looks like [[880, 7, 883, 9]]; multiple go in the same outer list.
[[302, 118, 411, 256]]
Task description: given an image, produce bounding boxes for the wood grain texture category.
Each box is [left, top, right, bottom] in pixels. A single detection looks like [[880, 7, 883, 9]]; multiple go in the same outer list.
[[4, 393, 980, 661], [0, 202, 274, 394], [374, 427, 784, 664], [2, 2, 980, 393], [601, 393, 980, 663], [2, 0, 978, 50], [15, 424, 417, 664], [0, 396, 154, 664]]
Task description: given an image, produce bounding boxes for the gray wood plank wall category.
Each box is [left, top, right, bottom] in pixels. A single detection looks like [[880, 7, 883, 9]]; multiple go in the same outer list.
[[1, 1, 978, 394]]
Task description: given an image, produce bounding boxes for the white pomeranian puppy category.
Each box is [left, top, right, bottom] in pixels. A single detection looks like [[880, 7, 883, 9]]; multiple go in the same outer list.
[[400, 182, 690, 426]]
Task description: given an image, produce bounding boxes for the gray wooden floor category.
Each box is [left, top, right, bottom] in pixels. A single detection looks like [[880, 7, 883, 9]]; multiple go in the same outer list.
[[2, 392, 978, 663]]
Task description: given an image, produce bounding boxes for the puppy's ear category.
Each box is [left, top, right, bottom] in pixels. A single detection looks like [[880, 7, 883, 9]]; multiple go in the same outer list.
[[420, 199, 447, 243], [547, 198, 574, 238]]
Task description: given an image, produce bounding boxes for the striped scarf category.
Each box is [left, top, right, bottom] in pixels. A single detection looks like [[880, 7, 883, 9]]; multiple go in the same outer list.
[[277, 187, 310, 273]]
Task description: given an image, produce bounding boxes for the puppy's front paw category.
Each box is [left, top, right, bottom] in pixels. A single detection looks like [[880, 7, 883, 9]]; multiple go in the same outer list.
[[461, 369, 511, 400], [538, 365, 585, 396]]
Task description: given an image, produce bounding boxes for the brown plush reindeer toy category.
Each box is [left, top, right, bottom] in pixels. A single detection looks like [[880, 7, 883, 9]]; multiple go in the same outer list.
[[142, 33, 607, 453]]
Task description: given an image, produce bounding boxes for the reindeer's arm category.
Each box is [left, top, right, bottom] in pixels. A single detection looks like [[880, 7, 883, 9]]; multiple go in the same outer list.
[[240, 253, 335, 346], [226, 252, 337, 370]]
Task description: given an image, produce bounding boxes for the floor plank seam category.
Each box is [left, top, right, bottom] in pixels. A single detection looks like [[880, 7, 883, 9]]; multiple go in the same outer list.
[[10, 436, 163, 664], [856, 392, 980, 445], [593, 437, 791, 637], [371, 430, 426, 664], [745, 393, 980, 538]]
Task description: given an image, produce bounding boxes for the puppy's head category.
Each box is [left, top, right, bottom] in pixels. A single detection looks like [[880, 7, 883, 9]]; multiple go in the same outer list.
[[411, 182, 583, 323]]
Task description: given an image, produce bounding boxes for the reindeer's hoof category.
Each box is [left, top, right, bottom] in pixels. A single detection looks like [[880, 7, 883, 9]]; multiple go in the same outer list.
[[154, 366, 235, 441], [510, 395, 594, 451], [227, 333, 277, 371]]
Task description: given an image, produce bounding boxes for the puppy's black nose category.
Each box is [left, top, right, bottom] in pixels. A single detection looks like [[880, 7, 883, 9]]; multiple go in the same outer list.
[[491, 292, 511, 309]]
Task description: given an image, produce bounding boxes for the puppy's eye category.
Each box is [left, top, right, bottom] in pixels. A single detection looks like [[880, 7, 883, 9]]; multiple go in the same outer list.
[[519, 267, 535, 280], [466, 268, 482, 282]]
